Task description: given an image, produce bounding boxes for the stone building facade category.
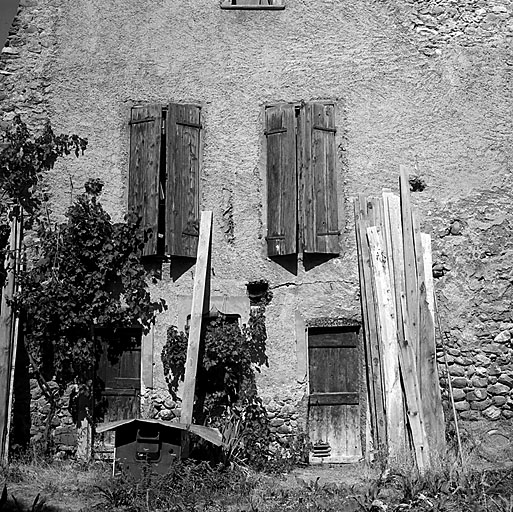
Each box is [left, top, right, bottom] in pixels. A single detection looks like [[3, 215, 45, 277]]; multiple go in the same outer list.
[[1, 0, 513, 459]]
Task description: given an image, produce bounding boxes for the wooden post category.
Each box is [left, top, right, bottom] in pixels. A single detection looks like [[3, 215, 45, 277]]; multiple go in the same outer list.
[[181, 211, 213, 425], [0, 210, 20, 463], [5, 210, 22, 459], [366, 226, 404, 461]]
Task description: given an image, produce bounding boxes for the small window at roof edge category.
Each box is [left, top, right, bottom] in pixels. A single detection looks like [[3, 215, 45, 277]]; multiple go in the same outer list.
[[220, 0, 285, 10]]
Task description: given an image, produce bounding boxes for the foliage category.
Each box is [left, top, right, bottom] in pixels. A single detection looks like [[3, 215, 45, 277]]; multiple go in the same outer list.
[[219, 398, 271, 469], [17, 180, 166, 389], [0, 115, 87, 214], [0, 117, 88, 291], [162, 309, 276, 467], [162, 310, 268, 423]]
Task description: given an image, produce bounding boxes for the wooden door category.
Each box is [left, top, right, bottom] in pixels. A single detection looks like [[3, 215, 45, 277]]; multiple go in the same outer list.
[[307, 326, 362, 463], [97, 329, 142, 422]]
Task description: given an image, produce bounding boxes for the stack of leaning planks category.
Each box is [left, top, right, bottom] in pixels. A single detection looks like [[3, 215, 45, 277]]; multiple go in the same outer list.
[[354, 166, 445, 473]]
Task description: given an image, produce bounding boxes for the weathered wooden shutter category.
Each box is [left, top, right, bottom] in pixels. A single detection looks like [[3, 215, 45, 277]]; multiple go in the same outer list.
[[302, 102, 339, 254], [166, 103, 202, 258], [265, 104, 297, 256], [128, 105, 162, 257]]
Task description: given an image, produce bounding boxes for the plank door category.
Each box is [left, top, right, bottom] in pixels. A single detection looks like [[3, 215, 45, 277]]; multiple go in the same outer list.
[[307, 326, 362, 463], [97, 330, 142, 422]]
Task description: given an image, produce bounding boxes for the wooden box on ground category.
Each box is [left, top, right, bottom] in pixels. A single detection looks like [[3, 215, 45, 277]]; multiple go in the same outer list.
[[96, 419, 222, 479]]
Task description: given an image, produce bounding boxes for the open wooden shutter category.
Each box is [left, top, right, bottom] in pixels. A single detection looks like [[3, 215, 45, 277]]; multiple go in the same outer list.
[[302, 102, 339, 254], [265, 104, 297, 256], [128, 105, 162, 257], [166, 103, 202, 258]]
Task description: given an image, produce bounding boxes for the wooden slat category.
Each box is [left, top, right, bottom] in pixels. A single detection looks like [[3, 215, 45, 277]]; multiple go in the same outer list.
[[398, 294, 429, 472], [366, 226, 404, 460], [181, 211, 212, 425], [399, 165, 419, 357], [354, 196, 387, 454], [128, 105, 162, 257], [381, 192, 407, 455], [418, 233, 446, 456], [167, 103, 202, 258], [303, 103, 339, 254], [0, 211, 19, 463], [309, 392, 359, 406], [265, 104, 297, 256]]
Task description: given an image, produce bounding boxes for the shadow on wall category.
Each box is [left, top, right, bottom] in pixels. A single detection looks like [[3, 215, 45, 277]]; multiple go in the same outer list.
[[0, 0, 19, 49]]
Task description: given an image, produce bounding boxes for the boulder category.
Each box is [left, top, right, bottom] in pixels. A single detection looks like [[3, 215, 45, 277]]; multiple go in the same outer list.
[[482, 406, 502, 421], [467, 389, 487, 401], [451, 377, 468, 388], [471, 398, 492, 411], [488, 383, 510, 395]]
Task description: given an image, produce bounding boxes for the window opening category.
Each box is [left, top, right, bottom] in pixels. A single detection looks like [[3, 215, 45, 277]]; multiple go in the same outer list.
[[221, 0, 285, 10]]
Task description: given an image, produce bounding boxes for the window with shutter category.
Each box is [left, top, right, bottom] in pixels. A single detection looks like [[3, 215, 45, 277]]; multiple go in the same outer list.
[[128, 103, 202, 259], [166, 103, 202, 258], [302, 103, 339, 254], [265, 101, 340, 258], [128, 105, 162, 258], [265, 104, 297, 257]]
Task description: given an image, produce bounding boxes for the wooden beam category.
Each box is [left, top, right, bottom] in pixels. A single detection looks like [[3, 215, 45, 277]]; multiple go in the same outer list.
[[5, 211, 22, 460], [0, 210, 19, 463], [399, 165, 419, 357], [399, 294, 429, 473], [418, 233, 446, 456], [354, 196, 387, 455], [366, 226, 404, 460], [180, 211, 212, 425], [381, 192, 408, 455]]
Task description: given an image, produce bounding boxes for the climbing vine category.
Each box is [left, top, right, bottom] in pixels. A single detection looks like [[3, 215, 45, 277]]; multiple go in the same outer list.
[[18, 179, 166, 387], [161, 309, 271, 464]]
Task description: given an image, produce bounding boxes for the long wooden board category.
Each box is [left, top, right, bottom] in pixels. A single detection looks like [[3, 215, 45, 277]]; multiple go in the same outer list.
[[0, 210, 20, 463], [354, 197, 387, 456], [181, 211, 213, 425], [418, 234, 445, 456], [399, 166, 419, 357], [380, 194, 408, 457], [366, 226, 404, 460], [399, 294, 429, 472]]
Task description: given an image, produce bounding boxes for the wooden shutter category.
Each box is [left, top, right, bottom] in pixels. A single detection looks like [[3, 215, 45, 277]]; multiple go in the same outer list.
[[128, 105, 162, 257], [302, 102, 339, 254], [166, 103, 202, 258], [265, 104, 297, 256]]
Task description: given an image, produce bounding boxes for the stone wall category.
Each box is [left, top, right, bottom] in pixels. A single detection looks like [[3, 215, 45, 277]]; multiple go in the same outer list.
[[28, 379, 77, 457], [439, 341, 513, 422], [396, 0, 513, 56]]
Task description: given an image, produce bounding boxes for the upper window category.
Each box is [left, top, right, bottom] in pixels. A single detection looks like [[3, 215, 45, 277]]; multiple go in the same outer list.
[[265, 102, 339, 257], [221, 0, 285, 10], [128, 103, 202, 259]]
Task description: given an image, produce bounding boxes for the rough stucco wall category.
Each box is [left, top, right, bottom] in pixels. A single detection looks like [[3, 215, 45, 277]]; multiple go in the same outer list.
[[1, 0, 513, 443]]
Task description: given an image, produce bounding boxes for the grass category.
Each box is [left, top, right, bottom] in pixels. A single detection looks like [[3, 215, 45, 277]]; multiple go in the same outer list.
[[0, 447, 512, 512], [1, 456, 111, 511]]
